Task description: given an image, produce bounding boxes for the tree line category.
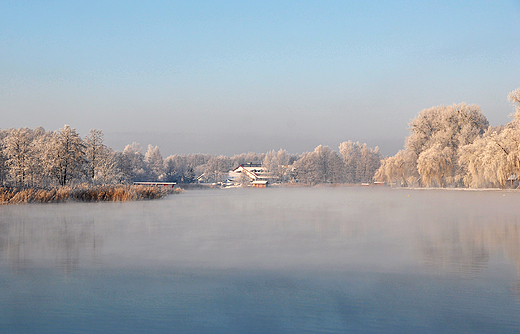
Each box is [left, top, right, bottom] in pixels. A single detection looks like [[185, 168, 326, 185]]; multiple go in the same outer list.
[[375, 88, 520, 188], [8, 88, 517, 189], [0, 125, 381, 187]]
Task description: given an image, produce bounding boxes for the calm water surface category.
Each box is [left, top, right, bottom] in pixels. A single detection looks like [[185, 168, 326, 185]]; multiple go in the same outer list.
[[1, 187, 520, 333]]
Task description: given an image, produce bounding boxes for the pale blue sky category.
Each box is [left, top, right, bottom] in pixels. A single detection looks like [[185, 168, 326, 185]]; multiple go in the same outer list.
[[1, 1, 519, 156]]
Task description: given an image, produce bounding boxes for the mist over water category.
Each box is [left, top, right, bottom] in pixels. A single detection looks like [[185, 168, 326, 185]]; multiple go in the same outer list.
[[1, 187, 520, 333]]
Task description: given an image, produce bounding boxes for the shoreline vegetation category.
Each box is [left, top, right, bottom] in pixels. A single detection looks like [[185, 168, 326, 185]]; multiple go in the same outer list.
[[0, 184, 182, 205]]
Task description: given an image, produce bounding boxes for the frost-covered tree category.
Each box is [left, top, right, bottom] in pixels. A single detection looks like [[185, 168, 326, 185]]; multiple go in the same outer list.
[[0, 131, 8, 185], [163, 156, 177, 182], [202, 156, 233, 183], [163, 154, 201, 183], [509, 88, 520, 120], [374, 150, 413, 186], [262, 149, 295, 182], [29, 127, 53, 187], [230, 152, 266, 167], [376, 103, 489, 187], [85, 129, 107, 183], [457, 89, 520, 188], [339, 141, 381, 183], [92, 148, 120, 184], [458, 129, 508, 188], [122, 142, 146, 181], [46, 125, 85, 186], [144, 145, 164, 180], [293, 145, 345, 184], [292, 151, 315, 184], [4, 127, 33, 186], [416, 144, 454, 187], [407, 103, 488, 186]]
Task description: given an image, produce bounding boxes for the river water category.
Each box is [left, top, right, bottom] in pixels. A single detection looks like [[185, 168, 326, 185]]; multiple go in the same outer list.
[[1, 187, 520, 333]]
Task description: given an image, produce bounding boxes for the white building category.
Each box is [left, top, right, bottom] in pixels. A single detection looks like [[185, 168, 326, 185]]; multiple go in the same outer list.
[[228, 162, 270, 185]]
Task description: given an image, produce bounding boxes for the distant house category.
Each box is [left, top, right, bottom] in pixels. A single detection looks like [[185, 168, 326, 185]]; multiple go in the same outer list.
[[228, 162, 271, 185]]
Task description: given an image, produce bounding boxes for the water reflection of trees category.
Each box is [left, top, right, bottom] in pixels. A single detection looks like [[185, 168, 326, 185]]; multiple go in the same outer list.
[[0, 218, 98, 274], [416, 214, 520, 296]]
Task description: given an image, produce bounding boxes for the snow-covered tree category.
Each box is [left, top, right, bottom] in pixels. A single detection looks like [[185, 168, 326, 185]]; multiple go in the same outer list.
[[339, 141, 381, 183], [122, 142, 146, 181], [202, 156, 233, 183], [93, 148, 120, 184], [85, 129, 107, 183], [262, 149, 294, 182], [46, 125, 85, 186], [163, 156, 177, 182], [416, 144, 453, 187], [4, 127, 33, 186], [456, 89, 520, 188], [509, 88, 520, 120], [144, 145, 164, 180], [377, 103, 489, 187], [293, 145, 345, 184], [29, 127, 53, 187], [374, 150, 413, 186], [231, 152, 266, 167], [0, 131, 8, 185], [163, 154, 200, 183]]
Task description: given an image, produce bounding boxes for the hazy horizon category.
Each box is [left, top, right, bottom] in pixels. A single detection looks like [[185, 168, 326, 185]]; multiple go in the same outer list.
[[2, 1, 519, 157]]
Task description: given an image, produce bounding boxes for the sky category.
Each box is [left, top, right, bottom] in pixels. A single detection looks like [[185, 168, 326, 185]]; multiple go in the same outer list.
[[1, 1, 519, 157]]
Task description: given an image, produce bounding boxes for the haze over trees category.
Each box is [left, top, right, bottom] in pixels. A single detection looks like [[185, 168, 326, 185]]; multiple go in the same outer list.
[[3, 88, 518, 189], [375, 88, 520, 188], [0, 124, 381, 187]]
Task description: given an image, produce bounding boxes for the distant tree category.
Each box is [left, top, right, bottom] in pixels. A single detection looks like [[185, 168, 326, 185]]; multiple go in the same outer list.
[[163, 156, 177, 182], [85, 129, 107, 183], [339, 141, 360, 183], [203, 156, 232, 183], [230, 152, 266, 169], [46, 125, 85, 186], [4, 127, 33, 186], [30, 127, 53, 187], [262, 149, 293, 182], [163, 155, 200, 183], [94, 148, 120, 184], [0, 131, 8, 185], [122, 142, 146, 181], [374, 150, 413, 187], [339, 141, 381, 183], [85, 129, 106, 182], [292, 151, 315, 184], [145, 145, 164, 180], [293, 145, 345, 184]]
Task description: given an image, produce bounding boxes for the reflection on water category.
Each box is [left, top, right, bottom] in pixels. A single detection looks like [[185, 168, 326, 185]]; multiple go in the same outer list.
[[1, 187, 520, 332], [0, 212, 97, 274], [418, 214, 520, 276]]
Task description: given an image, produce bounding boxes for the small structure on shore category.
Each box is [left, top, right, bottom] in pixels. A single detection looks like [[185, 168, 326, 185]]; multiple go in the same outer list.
[[251, 180, 268, 188], [133, 182, 176, 188]]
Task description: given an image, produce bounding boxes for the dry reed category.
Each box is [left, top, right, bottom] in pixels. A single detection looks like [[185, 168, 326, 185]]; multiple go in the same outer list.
[[0, 184, 182, 204]]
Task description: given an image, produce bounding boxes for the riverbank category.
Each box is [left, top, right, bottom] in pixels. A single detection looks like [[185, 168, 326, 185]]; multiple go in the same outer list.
[[0, 184, 183, 204]]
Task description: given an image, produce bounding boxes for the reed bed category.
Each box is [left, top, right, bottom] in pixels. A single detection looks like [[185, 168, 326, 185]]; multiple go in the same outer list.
[[0, 184, 182, 204]]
